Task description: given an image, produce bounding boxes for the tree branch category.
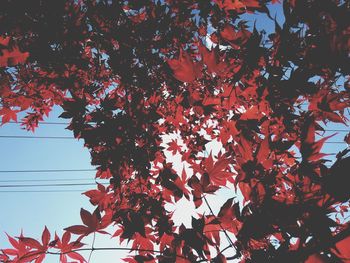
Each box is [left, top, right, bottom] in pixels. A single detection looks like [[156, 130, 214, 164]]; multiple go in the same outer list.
[[202, 195, 239, 258]]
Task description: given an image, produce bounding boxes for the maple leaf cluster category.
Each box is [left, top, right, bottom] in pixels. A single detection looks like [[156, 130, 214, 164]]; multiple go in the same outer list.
[[1, 0, 350, 262]]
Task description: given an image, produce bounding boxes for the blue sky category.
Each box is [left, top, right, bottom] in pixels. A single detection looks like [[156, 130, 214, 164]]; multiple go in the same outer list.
[[0, 107, 129, 261]]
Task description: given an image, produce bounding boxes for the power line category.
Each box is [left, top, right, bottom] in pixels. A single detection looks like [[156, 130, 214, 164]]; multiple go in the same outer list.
[[324, 142, 349, 144], [0, 183, 107, 188], [6, 121, 350, 132], [0, 169, 95, 173], [0, 135, 349, 144], [4, 118, 350, 137], [7, 121, 69, 125], [0, 189, 88, 193], [0, 178, 98, 183], [323, 129, 349, 132], [0, 135, 74, 139]]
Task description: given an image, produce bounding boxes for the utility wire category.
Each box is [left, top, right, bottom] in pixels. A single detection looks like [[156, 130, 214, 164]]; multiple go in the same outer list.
[[0, 135, 348, 144], [324, 142, 349, 144], [323, 129, 349, 132], [0, 183, 107, 188], [0, 135, 74, 139], [0, 178, 98, 183], [0, 190, 89, 193], [7, 121, 69, 125], [6, 120, 350, 132], [0, 169, 95, 173]]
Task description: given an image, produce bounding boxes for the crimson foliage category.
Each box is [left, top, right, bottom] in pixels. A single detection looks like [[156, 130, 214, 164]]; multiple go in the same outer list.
[[0, 0, 350, 262]]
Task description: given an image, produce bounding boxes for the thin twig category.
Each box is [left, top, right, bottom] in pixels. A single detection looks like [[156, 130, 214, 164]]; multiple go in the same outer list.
[[220, 244, 233, 255], [202, 195, 238, 257], [16, 246, 190, 262], [88, 232, 96, 263]]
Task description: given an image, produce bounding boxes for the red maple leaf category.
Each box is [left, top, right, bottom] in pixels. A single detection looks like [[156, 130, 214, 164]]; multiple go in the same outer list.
[[17, 227, 51, 263], [220, 25, 252, 48], [54, 231, 86, 263], [167, 139, 182, 155], [217, 198, 242, 234], [0, 36, 10, 46], [0, 46, 29, 67], [0, 107, 18, 125], [305, 254, 327, 263], [199, 45, 227, 75], [299, 121, 335, 162], [201, 152, 234, 186], [167, 49, 202, 83], [96, 168, 112, 179], [332, 235, 350, 261], [83, 183, 113, 210], [214, 0, 245, 10], [64, 208, 110, 237], [173, 167, 190, 200], [131, 231, 155, 253], [1, 232, 32, 262]]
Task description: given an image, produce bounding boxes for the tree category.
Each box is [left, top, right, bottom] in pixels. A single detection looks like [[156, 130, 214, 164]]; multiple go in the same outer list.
[[0, 0, 350, 262]]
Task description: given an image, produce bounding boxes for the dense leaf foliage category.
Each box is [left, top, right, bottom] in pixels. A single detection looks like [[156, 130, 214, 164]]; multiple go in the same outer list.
[[0, 0, 350, 262]]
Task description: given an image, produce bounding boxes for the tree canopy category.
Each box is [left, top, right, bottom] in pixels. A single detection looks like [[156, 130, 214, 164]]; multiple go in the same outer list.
[[0, 0, 350, 262]]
